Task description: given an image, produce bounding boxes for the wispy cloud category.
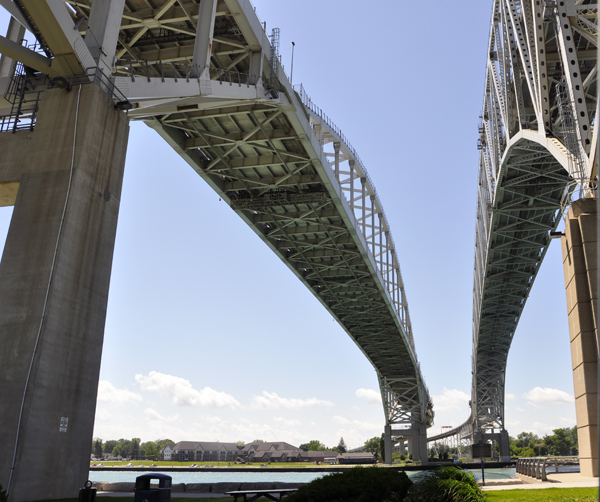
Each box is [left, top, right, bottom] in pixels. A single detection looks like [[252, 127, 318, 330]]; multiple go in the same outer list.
[[506, 393, 517, 401], [431, 388, 470, 411], [356, 388, 381, 405], [97, 380, 142, 404], [273, 417, 301, 426], [249, 391, 334, 410], [332, 416, 380, 431], [144, 408, 179, 423], [522, 387, 574, 404], [135, 371, 240, 409]]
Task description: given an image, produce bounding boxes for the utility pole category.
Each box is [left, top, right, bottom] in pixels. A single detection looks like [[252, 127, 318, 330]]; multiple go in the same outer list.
[[290, 41, 295, 84]]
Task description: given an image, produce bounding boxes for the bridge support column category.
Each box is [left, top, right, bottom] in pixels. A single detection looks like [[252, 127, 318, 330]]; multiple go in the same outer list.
[[384, 425, 392, 464], [0, 84, 129, 501], [414, 423, 428, 464], [561, 198, 598, 477], [498, 429, 510, 462]]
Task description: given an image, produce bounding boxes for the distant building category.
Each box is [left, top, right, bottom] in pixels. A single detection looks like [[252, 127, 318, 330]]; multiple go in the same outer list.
[[298, 450, 339, 463], [337, 452, 377, 464], [162, 441, 241, 462], [160, 443, 174, 461], [240, 441, 303, 463]]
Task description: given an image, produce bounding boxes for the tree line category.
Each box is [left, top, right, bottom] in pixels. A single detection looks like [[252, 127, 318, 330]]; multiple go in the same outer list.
[[427, 427, 579, 461], [509, 427, 578, 457], [92, 438, 174, 460]]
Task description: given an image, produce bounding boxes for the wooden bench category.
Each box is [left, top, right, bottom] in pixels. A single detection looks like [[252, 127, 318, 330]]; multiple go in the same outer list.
[[224, 487, 298, 501]]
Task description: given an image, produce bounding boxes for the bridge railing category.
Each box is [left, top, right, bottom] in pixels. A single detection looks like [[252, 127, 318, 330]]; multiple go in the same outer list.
[[516, 456, 580, 481], [292, 82, 415, 351]]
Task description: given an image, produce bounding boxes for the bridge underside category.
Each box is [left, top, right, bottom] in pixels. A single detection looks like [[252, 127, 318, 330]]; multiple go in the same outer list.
[[473, 136, 571, 434], [0, 0, 433, 497]]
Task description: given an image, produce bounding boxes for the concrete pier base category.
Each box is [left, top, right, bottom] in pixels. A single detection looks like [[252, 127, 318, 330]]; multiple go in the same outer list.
[[0, 84, 129, 501], [561, 198, 598, 477]]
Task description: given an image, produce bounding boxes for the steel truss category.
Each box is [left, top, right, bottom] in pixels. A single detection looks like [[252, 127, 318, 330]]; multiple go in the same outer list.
[[462, 0, 596, 456], [0, 0, 434, 450]]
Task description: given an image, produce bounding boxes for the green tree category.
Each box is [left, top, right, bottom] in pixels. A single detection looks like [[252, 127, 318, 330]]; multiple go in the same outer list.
[[516, 431, 538, 449], [94, 439, 103, 459], [104, 440, 118, 455], [112, 444, 123, 457], [364, 436, 380, 457], [145, 443, 159, 460], [545, 428, 573, 456], [235, 440, 245, 447], [299, 440, 327, 451], [131, 438, 141, 459], [335, 437, 347, 454], [120, 439, 133, 458]]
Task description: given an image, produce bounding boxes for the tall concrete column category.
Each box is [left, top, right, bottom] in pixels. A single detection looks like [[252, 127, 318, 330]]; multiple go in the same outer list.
[[561, 197, 598, 477], [0, 84, 129, 501], [498, 429, 510, 462], [384, 425, 392, 464]]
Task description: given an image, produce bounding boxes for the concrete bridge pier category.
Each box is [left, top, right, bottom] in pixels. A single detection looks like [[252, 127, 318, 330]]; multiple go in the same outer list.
[[0, 84, 129, 501], [385, 423, 427, 464], [561, 198, 598, 477], [472, 430, 510, 461]]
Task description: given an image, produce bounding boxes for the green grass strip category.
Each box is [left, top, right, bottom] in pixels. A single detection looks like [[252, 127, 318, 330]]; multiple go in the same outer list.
[[485, 486, 598, 501]]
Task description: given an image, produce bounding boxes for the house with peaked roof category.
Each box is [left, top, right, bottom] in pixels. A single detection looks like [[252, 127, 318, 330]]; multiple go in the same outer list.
[[162, 441, 242, 462], [160, 443, 174, 461], [239, 442, 303, 463]]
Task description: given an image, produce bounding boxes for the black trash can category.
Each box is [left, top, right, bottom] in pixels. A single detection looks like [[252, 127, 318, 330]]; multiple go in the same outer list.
[[134, 473, 172, 502]]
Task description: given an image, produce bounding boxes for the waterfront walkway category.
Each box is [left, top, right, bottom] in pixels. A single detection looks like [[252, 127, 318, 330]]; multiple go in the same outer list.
[[482, 472, 598, 491]]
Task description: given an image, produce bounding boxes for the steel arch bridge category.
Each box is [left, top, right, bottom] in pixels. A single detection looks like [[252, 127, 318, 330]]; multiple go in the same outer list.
[[428, 0, 597, 458], [0, 1, 433, 493]]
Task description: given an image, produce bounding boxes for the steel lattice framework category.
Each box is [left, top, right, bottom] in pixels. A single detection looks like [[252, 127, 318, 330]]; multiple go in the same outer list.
[[466, 0, 596, 454], [0, 0, 433, 453]]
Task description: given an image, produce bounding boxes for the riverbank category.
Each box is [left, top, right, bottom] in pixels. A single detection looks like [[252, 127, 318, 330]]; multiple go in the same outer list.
[[89, 461, 515, 473]]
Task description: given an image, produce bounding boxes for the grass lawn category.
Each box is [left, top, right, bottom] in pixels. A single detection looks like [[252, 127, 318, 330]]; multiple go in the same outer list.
[[485, 487, 598, 501]]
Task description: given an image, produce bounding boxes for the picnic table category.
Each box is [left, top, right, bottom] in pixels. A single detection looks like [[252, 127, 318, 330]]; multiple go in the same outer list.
[[224, 487, 297, 501]]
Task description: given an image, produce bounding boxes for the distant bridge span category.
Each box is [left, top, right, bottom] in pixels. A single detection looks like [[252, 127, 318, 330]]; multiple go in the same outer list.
[[0, 0, 431, 498], [428, 0, 597, 460]]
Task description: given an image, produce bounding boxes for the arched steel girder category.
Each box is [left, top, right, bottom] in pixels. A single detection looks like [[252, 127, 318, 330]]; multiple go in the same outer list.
[[454, 0, 598, 450], [473, 131, 573, 433]]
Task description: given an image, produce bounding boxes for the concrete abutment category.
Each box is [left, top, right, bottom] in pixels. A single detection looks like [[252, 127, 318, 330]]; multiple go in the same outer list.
[[0, 84, 129, 501], [561, 197, 598, 477]]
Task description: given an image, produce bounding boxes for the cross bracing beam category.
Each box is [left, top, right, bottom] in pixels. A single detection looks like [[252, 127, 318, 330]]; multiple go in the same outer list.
[[448, 0, 598, 453]]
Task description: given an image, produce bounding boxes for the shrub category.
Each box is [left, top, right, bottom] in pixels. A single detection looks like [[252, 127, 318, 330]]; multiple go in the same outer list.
[[405, 466, 485, 502], [285, 466, 412, 502]]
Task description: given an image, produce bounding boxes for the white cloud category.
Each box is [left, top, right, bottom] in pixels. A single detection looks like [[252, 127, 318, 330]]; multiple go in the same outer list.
[[506, 393, 517, 401], [95, 407, 112, 421], [356, 388, 381, 405], [431, 388, 470, 412], [522, 387, 574, 404], [530, 421, 555, 436], [273, 417, 301, 426], [144, 408, 179, 423], [332, 416, 380, 431], [135, 371, 240, 409], [333, 416, 351, 425], [515, 407, 525, 412], [97, 380, 142, 404], [559, 416, 577, 427], [249, 391, 334, 410]]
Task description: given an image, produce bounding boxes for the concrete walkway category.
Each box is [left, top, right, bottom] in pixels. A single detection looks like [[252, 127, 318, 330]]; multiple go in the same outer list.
[[481, 472, 598, 491]]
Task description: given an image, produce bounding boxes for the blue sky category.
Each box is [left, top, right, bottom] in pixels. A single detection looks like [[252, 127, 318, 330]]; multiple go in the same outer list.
[[0, 0, 576, 449]]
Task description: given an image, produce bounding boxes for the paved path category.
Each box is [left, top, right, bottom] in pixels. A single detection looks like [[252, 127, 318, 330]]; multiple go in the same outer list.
[[482, 473, 598, 491]]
